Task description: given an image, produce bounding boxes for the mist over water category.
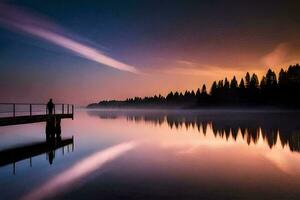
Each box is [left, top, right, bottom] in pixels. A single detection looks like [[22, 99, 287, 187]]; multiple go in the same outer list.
[[1, 109, 300, 199]]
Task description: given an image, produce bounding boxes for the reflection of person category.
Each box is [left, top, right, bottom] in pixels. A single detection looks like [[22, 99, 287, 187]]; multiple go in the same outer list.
[[48, 151, 55, 165], [56, 118, 61, 139], [47, 99, 54, 115]]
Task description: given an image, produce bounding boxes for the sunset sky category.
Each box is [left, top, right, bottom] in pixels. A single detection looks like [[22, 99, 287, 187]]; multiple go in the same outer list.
[[1, 0, 300, 105]]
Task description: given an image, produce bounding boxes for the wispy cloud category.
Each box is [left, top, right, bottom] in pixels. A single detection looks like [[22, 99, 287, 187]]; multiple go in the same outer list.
[[176, 60, 199, 67], [167, 60, 244, 77], [21, 141, 138, 200], [261, 43, 290, 67], [0, 3, 139, 73]]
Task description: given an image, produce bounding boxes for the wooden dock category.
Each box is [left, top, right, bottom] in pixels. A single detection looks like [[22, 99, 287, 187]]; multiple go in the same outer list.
[[0, 103, 75, 174], [0, 103, 74, 126]]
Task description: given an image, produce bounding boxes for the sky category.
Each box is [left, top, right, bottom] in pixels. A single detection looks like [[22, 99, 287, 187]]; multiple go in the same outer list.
[[0, 0, 300, 105]]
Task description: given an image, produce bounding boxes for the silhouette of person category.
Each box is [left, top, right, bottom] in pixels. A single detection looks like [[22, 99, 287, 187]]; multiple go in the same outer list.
[[47, 99, 54, 115]]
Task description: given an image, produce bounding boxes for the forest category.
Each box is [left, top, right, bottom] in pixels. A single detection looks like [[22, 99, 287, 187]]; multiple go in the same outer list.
[[88, 64, 300, 108]]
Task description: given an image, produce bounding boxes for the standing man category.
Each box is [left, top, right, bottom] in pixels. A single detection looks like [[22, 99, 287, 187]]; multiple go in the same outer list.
[[47, 99, 54, 115]]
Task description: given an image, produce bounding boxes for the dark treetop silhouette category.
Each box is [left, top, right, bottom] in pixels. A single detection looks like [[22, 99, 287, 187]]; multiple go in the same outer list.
[[88, 64, 300, 108]]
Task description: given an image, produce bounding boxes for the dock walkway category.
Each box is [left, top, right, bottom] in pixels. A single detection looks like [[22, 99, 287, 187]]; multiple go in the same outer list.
[[0, 103, 74, 126]]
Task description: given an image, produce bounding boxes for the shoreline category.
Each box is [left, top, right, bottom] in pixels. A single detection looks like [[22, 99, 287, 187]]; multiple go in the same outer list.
[[85, 106, 300, 113]]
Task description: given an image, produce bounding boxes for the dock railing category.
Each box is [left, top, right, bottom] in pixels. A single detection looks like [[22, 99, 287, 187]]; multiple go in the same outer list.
[[0, 103, 74, 118]]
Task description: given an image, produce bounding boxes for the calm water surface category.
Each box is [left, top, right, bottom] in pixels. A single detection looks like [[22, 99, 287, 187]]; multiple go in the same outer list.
[[1, 109, 300, 200]]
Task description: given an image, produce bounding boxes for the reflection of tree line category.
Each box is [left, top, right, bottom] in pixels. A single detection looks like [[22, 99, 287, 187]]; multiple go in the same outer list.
[[92, 111, 300, 152]]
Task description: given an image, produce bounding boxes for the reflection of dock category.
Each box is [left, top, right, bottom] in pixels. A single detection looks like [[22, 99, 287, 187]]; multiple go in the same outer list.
[[0, 103, 74, 126], [0, 137, 74, 174]]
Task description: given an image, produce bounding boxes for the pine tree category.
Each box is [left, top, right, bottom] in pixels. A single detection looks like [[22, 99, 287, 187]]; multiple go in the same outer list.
[[239, 78, 245, 89], [201, 84, 207, 95], [260, 76, 266, 90], [245, 72, 251, 88], [224, 78, 230, 89], [266, 69, 277, 88], [250, 73, 259, 89], [218, 80, 224, 88], [278, 68, 287, 87], [166, 91, 174, 100], [230, 76, 238, 89], [196, 88, 201, 97], [210, 81, 217, 96]]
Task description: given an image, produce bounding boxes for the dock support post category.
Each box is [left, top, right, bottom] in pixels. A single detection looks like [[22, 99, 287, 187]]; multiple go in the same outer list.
[[13, 104, 15, 117], [72, 105, 74, 119], [72, 136, 74, 152], [13, 162, 15, 175]]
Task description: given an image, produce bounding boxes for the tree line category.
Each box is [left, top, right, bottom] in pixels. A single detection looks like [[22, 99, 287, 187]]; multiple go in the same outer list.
[[88, 64, 300, 108]]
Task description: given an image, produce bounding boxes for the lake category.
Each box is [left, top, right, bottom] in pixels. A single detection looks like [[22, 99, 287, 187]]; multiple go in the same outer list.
[[1, 109, 300, 200]]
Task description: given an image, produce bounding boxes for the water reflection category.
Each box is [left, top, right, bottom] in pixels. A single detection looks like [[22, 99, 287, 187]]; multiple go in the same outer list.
[[89, 110, 300, 152], [2, 110, 300, 200], [21, 141, 137, 200], [0, 137, 74, 173], [0, 118, 74, 174]]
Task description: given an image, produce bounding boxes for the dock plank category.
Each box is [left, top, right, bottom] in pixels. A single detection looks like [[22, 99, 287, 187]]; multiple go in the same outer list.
[[0, 114, 73, 126]]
